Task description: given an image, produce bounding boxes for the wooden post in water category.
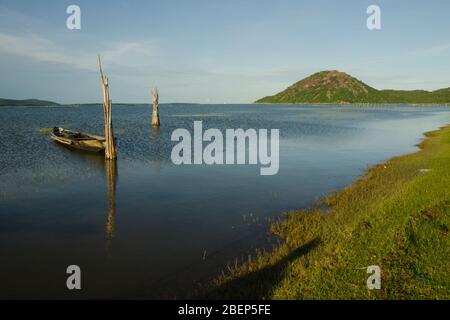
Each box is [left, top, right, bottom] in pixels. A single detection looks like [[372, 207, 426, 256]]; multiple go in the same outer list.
[[98, 55, 117, 159], [151, 86, 160, 127]]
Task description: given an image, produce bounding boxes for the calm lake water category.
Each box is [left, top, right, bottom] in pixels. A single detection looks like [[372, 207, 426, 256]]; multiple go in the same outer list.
[[0, 104, 449, 299]]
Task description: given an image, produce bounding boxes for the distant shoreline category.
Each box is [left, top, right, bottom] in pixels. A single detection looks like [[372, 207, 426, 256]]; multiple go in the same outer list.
[[254, 102, 450, 106], [0, 98, 60, 107], [2, 102, 450, 107], [0, 102, 204, 107]]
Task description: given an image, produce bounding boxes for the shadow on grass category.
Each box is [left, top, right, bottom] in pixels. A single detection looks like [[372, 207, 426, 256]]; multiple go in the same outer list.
[[204, 237, 321, 299]]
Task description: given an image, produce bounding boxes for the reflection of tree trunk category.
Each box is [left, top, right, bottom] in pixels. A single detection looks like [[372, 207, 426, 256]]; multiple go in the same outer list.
[[151, 127, 162, 175], [105, 159, 118, 257]]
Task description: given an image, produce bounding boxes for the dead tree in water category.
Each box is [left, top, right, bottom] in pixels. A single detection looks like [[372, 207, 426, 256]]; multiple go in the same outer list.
[[151, 86, 160, 127], [98, 55, 117, 159]]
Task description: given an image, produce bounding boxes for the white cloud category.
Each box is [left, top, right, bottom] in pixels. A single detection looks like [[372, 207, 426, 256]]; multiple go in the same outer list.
[[0, 32, 94, 70], [410, 43, 450, 57], [102, 41, 158, 66], [364, 43, 450, 63], [0, 32, 159, 72]]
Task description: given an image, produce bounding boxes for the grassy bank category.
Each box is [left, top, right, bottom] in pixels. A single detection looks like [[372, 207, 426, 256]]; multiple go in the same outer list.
[[207, 125, 450, 299]]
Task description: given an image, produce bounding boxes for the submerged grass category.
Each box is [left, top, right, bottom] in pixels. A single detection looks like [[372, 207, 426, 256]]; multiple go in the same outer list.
[[207, 125, 450, 299], [38, 127, 53, 134], [172, 113, 230, 118]]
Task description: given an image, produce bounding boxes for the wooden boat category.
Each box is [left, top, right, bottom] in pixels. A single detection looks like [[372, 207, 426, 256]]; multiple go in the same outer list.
[[51, 127, 106, 153]]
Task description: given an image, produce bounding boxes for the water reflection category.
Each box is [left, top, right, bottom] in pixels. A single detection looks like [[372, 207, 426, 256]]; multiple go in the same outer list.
[[105, 159, 118, 257], [52, 133, 119, 256], [1, 104, 449, 298], [150, 126, 163, 174]]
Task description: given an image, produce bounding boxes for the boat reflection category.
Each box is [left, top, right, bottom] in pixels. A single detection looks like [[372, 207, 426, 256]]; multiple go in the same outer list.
[[53, 142, 106, 171]]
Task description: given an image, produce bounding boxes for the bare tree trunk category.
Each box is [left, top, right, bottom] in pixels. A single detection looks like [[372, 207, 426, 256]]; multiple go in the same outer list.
[[98, 55, 117, 159], [151, 86, 160, 127]]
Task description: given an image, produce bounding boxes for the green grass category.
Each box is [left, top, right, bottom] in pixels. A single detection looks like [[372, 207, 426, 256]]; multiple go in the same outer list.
[[207, 125, 450, 299]]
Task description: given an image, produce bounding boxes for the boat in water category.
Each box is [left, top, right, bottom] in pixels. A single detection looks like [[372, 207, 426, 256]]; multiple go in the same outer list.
[[50, 127, 106, 153]]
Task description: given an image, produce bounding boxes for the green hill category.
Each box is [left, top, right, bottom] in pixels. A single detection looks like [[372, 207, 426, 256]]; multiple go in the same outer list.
[[255, 71, 450, 104], [0, 98, 60, 107]]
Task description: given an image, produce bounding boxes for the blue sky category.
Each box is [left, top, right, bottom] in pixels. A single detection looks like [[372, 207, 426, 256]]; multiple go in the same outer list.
[[0, 0, 449, 103]]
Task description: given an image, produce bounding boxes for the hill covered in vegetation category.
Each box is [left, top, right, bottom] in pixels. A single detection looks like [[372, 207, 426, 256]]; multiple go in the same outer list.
[[255, 71, 450, 104]]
